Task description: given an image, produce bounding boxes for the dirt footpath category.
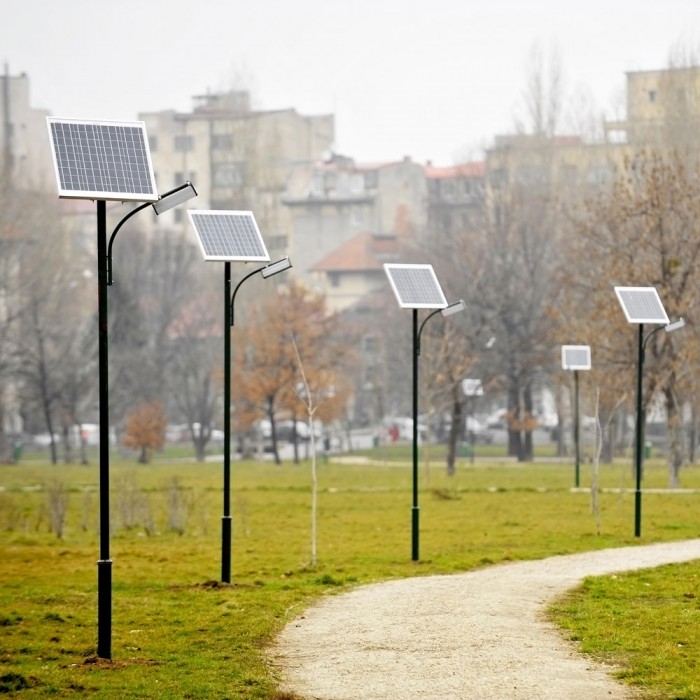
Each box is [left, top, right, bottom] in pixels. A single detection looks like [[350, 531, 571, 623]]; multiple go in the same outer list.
[[269, 539, 700, 699]]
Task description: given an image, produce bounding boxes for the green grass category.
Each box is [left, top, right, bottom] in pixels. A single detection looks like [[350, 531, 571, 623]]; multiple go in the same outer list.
[[1, 454, 699, 697], [549, 562, 700, 698]]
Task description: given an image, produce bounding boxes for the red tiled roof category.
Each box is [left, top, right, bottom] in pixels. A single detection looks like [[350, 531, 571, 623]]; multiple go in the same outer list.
[[424, 161, 486, 179], [310, 232, 399, 273]]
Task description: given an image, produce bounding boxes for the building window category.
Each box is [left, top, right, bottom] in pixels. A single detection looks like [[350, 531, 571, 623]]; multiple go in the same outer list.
[[363, 334, 379, 354], [212, 133, 233, 150], [149, 135, 158, 152], [364, 170, 378, 189], [586, 165, 612, 184], [310, 172, 325, 197], [648, 90, 657, 102], [328, 272, 340, 287], [560, 164, 578, 185], [213, 162, 245, 187], [266, 234, 287, 251], [351, 204, 364, 227], [174, 134, 194, 152]]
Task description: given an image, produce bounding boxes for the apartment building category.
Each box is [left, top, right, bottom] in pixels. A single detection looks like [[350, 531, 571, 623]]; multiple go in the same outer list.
[[425, 160, 486, 242], [0, 68, 53, 192], [604, 65, 700, 146], [139, 91, 334, 259], [282, 154, 427, 291]]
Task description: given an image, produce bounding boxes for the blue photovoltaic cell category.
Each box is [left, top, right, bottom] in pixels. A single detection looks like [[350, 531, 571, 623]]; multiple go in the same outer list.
[[384, 264, 447, 309], [188, 210, 270, 262], [47, 118, 157, 201], [562, 345, 591, 370], [615, 287, 669, 324]]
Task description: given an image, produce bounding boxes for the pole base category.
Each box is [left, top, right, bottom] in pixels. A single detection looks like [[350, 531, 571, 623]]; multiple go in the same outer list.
[[97, 558, 112, 660], [411, 506, 420, 561], [221, 516, 232, 583]]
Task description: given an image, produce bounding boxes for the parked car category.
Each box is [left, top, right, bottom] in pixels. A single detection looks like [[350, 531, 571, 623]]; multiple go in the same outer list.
[[465, 417, 493, 444]]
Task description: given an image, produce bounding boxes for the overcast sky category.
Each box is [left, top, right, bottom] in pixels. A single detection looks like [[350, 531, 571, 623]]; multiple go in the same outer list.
[[2, 0, 699, 165]]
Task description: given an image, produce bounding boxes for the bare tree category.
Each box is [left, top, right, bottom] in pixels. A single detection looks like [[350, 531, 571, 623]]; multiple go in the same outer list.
[[167, 292, 221, 462], [515, 41, 566, 137], [564, 150, 700, 487]]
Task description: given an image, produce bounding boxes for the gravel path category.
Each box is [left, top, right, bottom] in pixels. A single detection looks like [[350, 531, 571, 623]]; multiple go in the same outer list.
[[270, 539, 700, 699]]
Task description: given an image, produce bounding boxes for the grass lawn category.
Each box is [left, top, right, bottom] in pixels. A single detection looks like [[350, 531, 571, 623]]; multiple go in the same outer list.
[[1, 450, 699, 698]]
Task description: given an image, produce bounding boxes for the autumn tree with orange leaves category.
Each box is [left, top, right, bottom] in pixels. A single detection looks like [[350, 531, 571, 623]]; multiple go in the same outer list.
[[123, 401, 167, 464], [233, 281, 355, 464]]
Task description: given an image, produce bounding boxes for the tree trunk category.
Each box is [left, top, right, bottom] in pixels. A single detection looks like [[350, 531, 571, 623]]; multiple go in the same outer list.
[[523, 384, 534, 461], [666, 389, 684, 489], [267, 396, 281, 465], [0, 400, 6, 463], [194, 435, 206, 462], [79, 426, 89, 465], [61, 424, 73, 464], [446, 395, 462, 476], [507, 382, 521, 459], [555, 384, 566, 457], [600, 412, 614, 464], [291, 413, 300, 465]]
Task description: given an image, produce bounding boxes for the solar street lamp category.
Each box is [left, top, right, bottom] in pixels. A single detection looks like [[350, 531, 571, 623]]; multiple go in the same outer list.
[[614, 286, 684, 537], [384, 264, 464, 561], [46, 118, 196, 660], [187, 210, 291, 583], [561, 345, 591, 488]]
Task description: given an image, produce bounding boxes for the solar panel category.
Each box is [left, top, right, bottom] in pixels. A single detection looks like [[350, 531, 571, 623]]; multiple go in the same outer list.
[[46, 118, 157, 202], [384, 263, 447, 309], [561, 345, 591, 371], [614, 286, 669, 324], [188, 210, 270, 262]]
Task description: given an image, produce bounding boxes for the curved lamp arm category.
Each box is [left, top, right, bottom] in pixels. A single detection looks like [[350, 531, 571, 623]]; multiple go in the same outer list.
[[642, 316, 685, 361], [229, 257, 292, 326], [230, 266, 266, 327], [106, 201, 151, 285], [416, 300, 466, 356], [416, 309, 442, 356], [107, 181, 197, 285]]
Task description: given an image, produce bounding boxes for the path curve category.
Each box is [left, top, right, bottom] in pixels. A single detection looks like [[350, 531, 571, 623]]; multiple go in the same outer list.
[[270, 539, 700, 699]]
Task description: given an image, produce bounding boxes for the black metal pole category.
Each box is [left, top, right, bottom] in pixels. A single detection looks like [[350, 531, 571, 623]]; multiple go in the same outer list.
[[411, 309, 419, 561], [96, 200, 112, 660], [222, 262, 232, 583], [634, 323, 644, 537], [574, 370, 580, 488]]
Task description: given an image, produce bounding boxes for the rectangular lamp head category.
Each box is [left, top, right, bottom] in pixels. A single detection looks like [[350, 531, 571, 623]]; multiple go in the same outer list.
[[261, 257, 292, 278], [153, 182, 198, 215], [665, 317, 685, 333], [441, 299, 466, 317]]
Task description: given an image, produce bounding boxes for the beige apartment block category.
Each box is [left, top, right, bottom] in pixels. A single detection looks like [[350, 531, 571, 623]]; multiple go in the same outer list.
[[605, 65, 700, 146], [425, 160, 486, 242], [487, 66, 700, 203], [0, 69, 53, 192], [140, 91, 334, 259], [282, 154, 427, 289]]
